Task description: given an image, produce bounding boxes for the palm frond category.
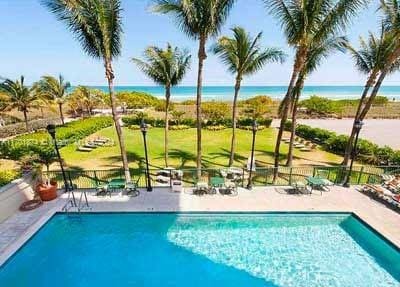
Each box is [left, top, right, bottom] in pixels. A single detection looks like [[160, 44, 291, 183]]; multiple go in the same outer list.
[[212, 26, 286, 77], [132, 43, 191, 87], [153, 0, 236, 39], [42, 0, 123, 60]]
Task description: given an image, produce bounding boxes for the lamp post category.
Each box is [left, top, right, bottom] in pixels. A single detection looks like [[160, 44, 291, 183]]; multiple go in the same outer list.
[[46, 124, 76, 206], [343, 120, 364, 187], [247, 120, 258, 190], [141, 120, 152, 192]]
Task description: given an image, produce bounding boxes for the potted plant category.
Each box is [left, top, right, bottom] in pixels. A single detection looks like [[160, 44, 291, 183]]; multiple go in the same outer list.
[[32, 146, 59, 201]]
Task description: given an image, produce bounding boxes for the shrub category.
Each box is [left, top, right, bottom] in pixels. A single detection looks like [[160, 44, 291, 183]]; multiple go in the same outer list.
[[239, 95, 273, 118], [238, 117, 272, 128], [300, 95, 341, 115], [0, 169, 21, 187], [0, 117, 113, 160], [238, 125, 267, 131], [116, 91, 163, 109], [169, 125, 190, 130], [204, 125, 226, 131], [202, 101, 230, 124]]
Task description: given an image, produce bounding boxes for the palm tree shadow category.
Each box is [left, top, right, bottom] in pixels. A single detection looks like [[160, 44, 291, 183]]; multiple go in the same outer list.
[[168, 149, 196, 169]]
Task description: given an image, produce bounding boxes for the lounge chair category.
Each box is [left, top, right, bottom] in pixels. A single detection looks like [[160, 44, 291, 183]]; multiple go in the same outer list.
[[84, 143, 98, 149], [77, 146, 93, 152], [362, 184, 393, 196]]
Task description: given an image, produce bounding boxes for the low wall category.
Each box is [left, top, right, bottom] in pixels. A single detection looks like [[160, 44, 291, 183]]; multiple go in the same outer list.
[[0, 174, 34, 223]]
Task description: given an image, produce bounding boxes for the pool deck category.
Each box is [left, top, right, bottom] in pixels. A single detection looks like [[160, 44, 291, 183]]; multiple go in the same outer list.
[[1, 185, 399, 266]]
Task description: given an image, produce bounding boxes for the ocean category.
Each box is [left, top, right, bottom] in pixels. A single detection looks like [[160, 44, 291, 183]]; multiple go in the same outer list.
[[91, 86, 400, 101]]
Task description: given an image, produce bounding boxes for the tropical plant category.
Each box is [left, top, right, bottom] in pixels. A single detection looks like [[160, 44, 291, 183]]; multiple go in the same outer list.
[[153, 0, 236, 177], [0, 76, 38, 131], [69, 86, 104, 116], [43, 0, 131, 181], [34, 75, 70, 124], [132, 44, 191, 167], [171, 110, 185, 125], [212, 26, 286, 166], [264, 0, 368, 180], [343, 0, 400, 165], [286, 36, 347, 166]]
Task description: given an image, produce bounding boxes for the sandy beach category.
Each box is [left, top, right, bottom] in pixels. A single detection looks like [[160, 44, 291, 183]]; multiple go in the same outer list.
[[273, 119, 400, 149]]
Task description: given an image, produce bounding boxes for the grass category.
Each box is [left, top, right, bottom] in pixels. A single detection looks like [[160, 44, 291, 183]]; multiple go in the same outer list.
[[57, 127, 343, 171]]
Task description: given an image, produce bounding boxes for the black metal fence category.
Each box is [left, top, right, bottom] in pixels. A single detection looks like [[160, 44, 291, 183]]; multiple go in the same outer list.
[[43, 165, 400, 190]]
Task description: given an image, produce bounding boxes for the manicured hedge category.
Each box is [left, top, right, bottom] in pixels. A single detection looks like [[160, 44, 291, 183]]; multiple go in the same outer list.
[[0, 117, 113, 160], [122, 116, 273, 129], [285, 121, 400, 165]]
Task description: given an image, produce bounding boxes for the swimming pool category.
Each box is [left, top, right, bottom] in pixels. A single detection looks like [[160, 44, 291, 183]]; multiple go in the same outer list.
[[0, 212, 399, 286]]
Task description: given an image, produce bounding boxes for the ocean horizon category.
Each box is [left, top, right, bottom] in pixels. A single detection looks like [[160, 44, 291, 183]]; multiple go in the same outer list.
[[90, 85, 400, 101]]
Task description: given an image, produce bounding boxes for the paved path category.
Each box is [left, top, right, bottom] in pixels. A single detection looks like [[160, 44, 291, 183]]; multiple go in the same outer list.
[[1, 186, 399, 266], [273, 119, 400, 149]]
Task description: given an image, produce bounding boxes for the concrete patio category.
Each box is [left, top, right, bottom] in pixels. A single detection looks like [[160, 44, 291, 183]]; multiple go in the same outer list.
[[1, 185, 399, 266]]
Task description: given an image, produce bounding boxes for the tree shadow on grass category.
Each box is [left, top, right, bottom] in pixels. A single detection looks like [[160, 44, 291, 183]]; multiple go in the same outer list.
[[168, 149, 197, 169]]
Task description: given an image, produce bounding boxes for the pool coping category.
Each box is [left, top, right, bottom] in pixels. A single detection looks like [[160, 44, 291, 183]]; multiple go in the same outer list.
[[1, 210, 399, 268]]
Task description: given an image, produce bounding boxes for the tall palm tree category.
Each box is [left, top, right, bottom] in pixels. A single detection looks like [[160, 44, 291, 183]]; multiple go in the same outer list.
[[212, 26, 286, 166], [35, 75, 70, 124], [343, 28, 399, 165], [286, 36, 347, 166], [132, 44, 191, 167], [153, 0, 236, 177], [43, 0, 131, 182], [0, 76, 37, 131], [264, 0, 368, 181]]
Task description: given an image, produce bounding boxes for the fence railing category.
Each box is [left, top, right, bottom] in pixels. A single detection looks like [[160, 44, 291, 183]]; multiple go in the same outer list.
[[43, 165, 400, 190]]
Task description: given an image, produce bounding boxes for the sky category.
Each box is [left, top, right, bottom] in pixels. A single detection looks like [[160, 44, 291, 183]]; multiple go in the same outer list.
[[0, 0, 399, 86]]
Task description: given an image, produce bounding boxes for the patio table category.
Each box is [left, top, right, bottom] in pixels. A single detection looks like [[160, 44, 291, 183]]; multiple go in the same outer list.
[[210, 177, 225, 187], [108, 178, 126, 195], [306, 176, 328, 194]]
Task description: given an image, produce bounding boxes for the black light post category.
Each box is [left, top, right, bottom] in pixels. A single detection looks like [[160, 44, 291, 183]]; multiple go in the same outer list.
[[46, 124, 76, 206], [141, 120, 152, 192], [247, 120, 258, 190], [343, 120, 364, 187]]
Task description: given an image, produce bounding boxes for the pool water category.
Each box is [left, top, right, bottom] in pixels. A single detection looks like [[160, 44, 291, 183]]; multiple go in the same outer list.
[[0, 213, 399, 287]]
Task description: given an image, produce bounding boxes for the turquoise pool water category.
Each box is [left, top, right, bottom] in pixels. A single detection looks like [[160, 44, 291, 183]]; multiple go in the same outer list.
[[0, 213, 399, 287]]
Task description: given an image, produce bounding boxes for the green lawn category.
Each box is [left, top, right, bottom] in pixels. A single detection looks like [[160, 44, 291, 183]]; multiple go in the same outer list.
[[58, 127, 342, 171]]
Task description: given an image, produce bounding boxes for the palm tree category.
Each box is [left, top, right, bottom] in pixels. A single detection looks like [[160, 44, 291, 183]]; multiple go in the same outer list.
[[70, 86, 104, 116], [35, 75, 70, 124], [0, 76, 37, 131], [212, 26, 286, 166], [153, 0, 236, 177], [286, 36, 347, 166], [132, 44, 191, 167], [343, 28, 399, 165], [264, 0, 368, 181], [43, 0, 131, 182]]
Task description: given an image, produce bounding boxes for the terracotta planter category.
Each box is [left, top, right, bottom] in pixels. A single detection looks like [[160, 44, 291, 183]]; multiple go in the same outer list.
[[36, 183, 58, 201]]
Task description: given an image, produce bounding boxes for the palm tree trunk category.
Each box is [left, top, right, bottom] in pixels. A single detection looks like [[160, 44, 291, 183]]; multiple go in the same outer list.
[[58, 103, 65, 125], [196, 35, 207, 179], [286, 80, 304, 167], [229, 77, 241, 166], [359, 71, 388, 121], [105, 60, 131, 183], [164, 85, 171, 167], [273, 49, 306, 182], [343, 72, 377, 166], [22, 109, 29, 131]]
